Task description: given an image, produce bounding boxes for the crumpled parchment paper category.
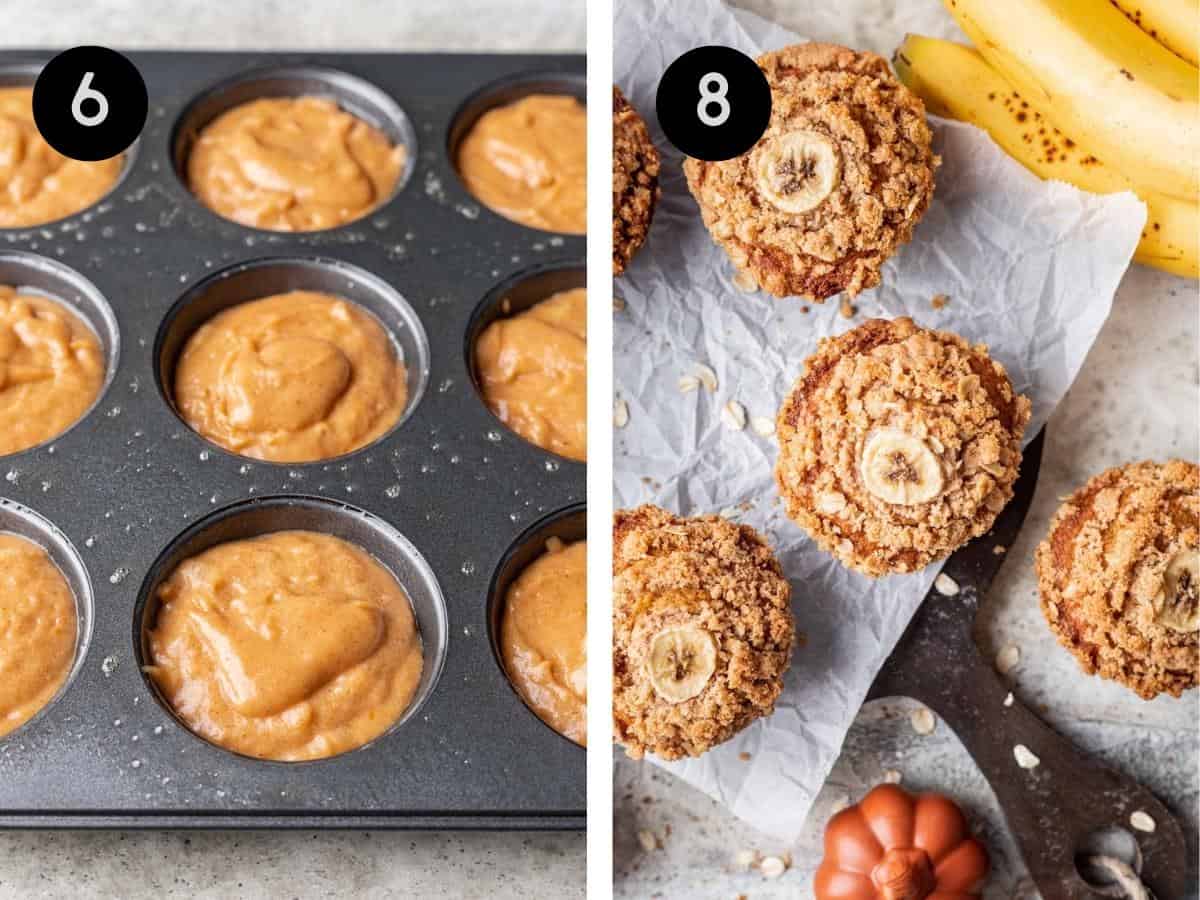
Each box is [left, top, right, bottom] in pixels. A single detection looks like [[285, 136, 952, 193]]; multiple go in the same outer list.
[[613, 0, 1146, 841]]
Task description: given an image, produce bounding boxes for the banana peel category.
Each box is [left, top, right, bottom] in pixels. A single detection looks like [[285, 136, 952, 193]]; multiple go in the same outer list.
[[1110, 0, 1200, 67], [942, 0, 1200, 201], [895, 34, 1199, 278]]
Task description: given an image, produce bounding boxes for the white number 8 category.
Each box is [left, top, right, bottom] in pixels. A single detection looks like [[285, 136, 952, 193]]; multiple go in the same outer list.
[[71, 72, 109, 128], [696, 72, 730, 127]]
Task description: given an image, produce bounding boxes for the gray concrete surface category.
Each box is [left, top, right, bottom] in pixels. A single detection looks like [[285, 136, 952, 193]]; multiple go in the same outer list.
[[613, 2, 1199, 897], [0, 3, 586, 899]]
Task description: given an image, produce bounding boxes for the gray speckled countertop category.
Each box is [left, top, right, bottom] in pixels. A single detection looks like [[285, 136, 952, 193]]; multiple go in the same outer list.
[[0, 3, 585, 898], [614, 2, 1199, 898]]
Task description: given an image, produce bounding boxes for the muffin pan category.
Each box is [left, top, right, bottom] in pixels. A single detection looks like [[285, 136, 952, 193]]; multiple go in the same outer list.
[[0, 49, 584, 828]]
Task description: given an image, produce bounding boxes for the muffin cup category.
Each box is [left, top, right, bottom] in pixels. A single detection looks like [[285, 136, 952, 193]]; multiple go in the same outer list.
[[134, 494, 448, 762], [170, 65, 418, 230]]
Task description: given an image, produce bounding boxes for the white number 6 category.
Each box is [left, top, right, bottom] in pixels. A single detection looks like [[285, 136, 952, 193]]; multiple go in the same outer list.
[[697, 72, 730, 127], [71, 72, 109, 128]]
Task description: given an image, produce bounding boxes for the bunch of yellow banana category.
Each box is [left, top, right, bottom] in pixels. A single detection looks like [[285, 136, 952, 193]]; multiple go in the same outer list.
[[894, 0, 1199, 278]]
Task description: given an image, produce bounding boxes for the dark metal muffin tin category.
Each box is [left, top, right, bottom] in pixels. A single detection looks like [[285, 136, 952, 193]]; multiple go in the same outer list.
[[0, 50, 585, 829]]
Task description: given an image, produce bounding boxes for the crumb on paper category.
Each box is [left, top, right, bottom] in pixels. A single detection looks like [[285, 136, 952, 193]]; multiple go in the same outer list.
[[637, 829, 659, 852], [613, 295, 626, 312], [739, 751, 752, 762], [839, 298, 855, 319], [751, 416, 776, 437], [882, 769, 902, 784], [994, 544, 1007, 555], [734, 849, 759, 870], [931, 293, 949, 309], [732, 270, 758, 293]]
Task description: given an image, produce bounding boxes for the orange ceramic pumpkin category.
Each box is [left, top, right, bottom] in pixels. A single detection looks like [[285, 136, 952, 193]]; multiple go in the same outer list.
[[814, 783, 989, 900]]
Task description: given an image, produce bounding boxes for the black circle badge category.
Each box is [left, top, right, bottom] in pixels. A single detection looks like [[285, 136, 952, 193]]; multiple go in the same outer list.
[[656, 45, 771, 162], [33, 46, 147, 162]]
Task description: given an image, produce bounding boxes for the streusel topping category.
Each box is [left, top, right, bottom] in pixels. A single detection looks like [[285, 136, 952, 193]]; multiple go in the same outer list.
[[683, 43, 937, 301], [775, 317, 1030, 577], [613, 505, 794, 760], [1036, 459, 1199, 700], [613, 86, 661, 275]]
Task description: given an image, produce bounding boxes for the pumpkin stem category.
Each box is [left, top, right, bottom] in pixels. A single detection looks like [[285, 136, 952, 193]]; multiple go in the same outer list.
[[870, 848, 935, 900]]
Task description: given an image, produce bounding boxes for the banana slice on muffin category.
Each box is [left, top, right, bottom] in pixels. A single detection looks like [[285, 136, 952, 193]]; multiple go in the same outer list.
[[775, 317, 1031, 577], [613, 505, 794, 760], [683, 43, 938, 301], [1036, 459, 1199, 700]]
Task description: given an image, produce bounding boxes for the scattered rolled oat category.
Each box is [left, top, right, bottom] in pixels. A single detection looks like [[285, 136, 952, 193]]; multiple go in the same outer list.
[[934, 573, 959, 596], [995, 644, 1020, 675], [718, 506, 738, 519], [613, 399, 629, 429], [722, 400, 746, 431], [637, 829, 658, 852], [1013, 744, 1040, 769], [759, 856, 788, 879], [882, 769, 902, 784], [694, 363, 718, 393], [993, 544, 1007, 555], [678, 374, 700, 393], [751, 416, 776, 437], [1129, 810, 1156, 833], [1003, 692, 1014, 707], [910, 706, 936, 735]]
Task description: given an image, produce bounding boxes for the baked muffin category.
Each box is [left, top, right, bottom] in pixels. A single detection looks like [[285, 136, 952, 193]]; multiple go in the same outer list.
[[613, 505, 794, 760], [1036, 460, 1198, 700], [683, 43, 937, 301], [613, 86, 661, 275], [776, 317, 1031, 577]]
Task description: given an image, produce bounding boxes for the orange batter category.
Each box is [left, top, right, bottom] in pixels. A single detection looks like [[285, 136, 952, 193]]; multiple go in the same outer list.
[[500, 537, 587, 746], [0, 533, 78, 737], [186, 96, 404, 231], [173, 290, 407, 463], [0, 286, 104, 456], [145, 530, 423, 761], [0, 87, 122, 228], [475, 287, 586, 461], [456, 94, 586, 234]]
